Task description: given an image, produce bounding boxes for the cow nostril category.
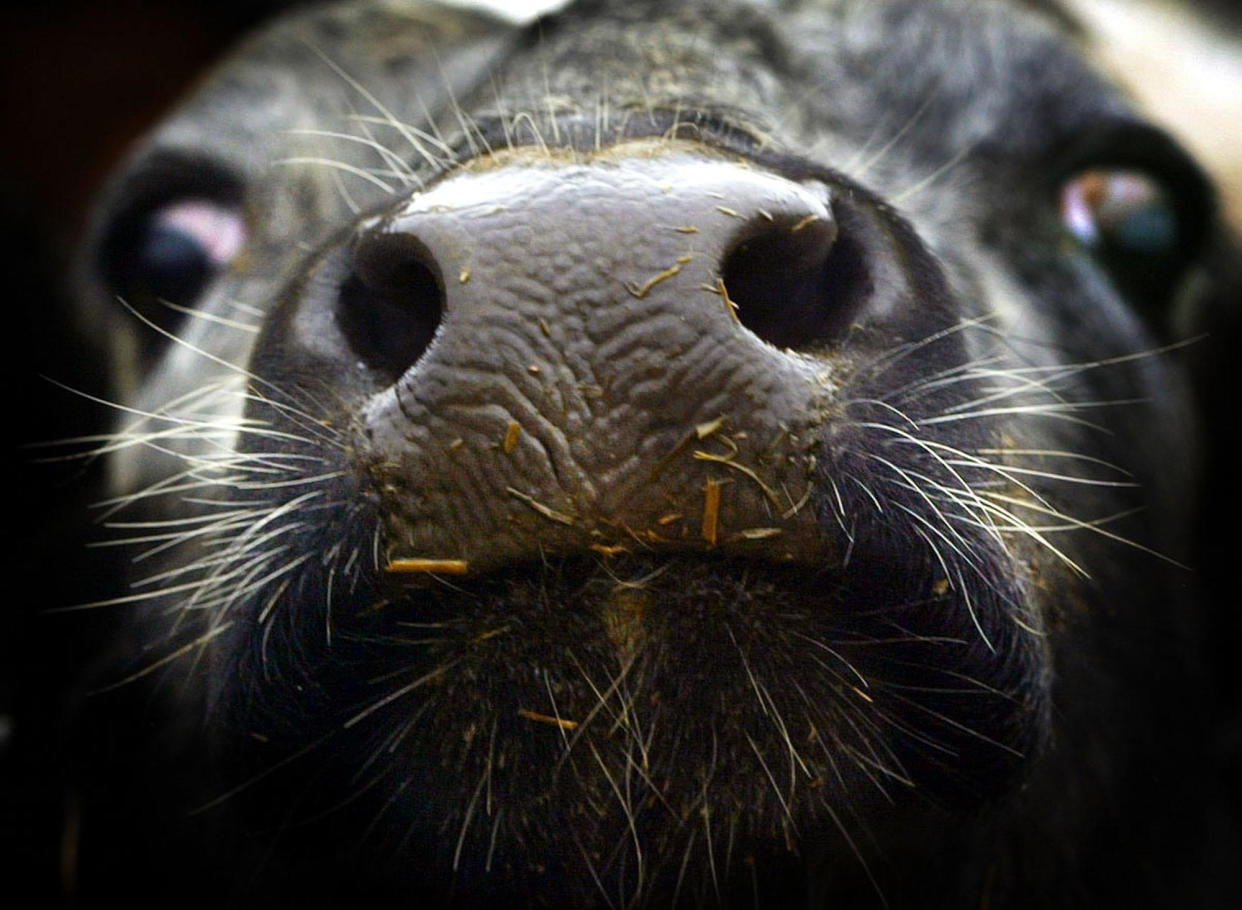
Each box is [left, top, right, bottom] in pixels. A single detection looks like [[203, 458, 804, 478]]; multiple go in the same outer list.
[[722, 212, 872, 350], [338, 232, 444, 383]]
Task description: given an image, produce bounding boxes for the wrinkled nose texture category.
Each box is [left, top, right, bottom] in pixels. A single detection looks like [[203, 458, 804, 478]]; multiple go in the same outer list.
[[348, 142, 852, 574]]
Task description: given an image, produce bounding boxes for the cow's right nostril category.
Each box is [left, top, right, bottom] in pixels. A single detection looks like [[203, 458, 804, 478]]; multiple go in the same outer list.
[[338, 231, 444, 383], [722, 211, 872, 350]]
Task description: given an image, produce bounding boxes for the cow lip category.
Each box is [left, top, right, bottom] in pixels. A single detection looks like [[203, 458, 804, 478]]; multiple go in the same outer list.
[[377, 549, 839, 600], [363, 548, 977, 652], [332, 546, 1045, 810]]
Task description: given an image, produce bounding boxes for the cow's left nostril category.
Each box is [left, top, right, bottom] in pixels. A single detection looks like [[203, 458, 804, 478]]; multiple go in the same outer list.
[[722, 210, 872, 349], [338, 231, 445, 383]]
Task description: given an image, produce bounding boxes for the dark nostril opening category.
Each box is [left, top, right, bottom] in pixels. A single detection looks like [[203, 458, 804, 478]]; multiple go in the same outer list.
[[338, 231, 444, 383], [721, 209, 872, 349]]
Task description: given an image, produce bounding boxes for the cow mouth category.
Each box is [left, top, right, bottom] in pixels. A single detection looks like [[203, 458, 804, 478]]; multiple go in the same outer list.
[[348, 543, 1046, 795], [203, 541, 1044, 902]]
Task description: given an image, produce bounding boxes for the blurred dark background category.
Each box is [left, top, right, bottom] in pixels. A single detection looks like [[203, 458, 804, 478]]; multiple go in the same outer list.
[[0, 3, 290, 904]]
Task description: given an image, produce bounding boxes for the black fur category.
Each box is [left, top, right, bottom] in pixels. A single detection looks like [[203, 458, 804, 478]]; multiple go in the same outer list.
[[25, 0, 1242, 907]]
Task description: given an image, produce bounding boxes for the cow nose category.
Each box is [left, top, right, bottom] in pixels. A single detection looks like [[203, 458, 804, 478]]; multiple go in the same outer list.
[[331, 140, 913, 573], [339, 143, 874, 384]]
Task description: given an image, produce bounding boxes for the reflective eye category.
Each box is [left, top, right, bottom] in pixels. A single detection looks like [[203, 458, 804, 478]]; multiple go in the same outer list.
[[100, 194, 247, 338], [1060, 169, 1179, 256], [1057, 167, 1200, 313], [95, 159, 247, 359], [126, 199, 246, 307]]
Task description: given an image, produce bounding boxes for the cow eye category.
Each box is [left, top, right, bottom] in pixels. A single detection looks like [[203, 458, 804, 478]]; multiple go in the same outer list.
[[1060, 169, 1178, 258], [1054, 125, 1214, 317], [105, 198, 245, 326], [96, 157, 247, 335]]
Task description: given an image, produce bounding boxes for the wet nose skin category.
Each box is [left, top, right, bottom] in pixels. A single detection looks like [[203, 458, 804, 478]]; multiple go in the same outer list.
[[338, 140, 874, 574]]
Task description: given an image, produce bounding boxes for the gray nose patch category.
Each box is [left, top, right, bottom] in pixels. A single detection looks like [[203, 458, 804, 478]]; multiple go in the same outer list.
[[374, 142, 836, 334], [346, 141, 850, 573]]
